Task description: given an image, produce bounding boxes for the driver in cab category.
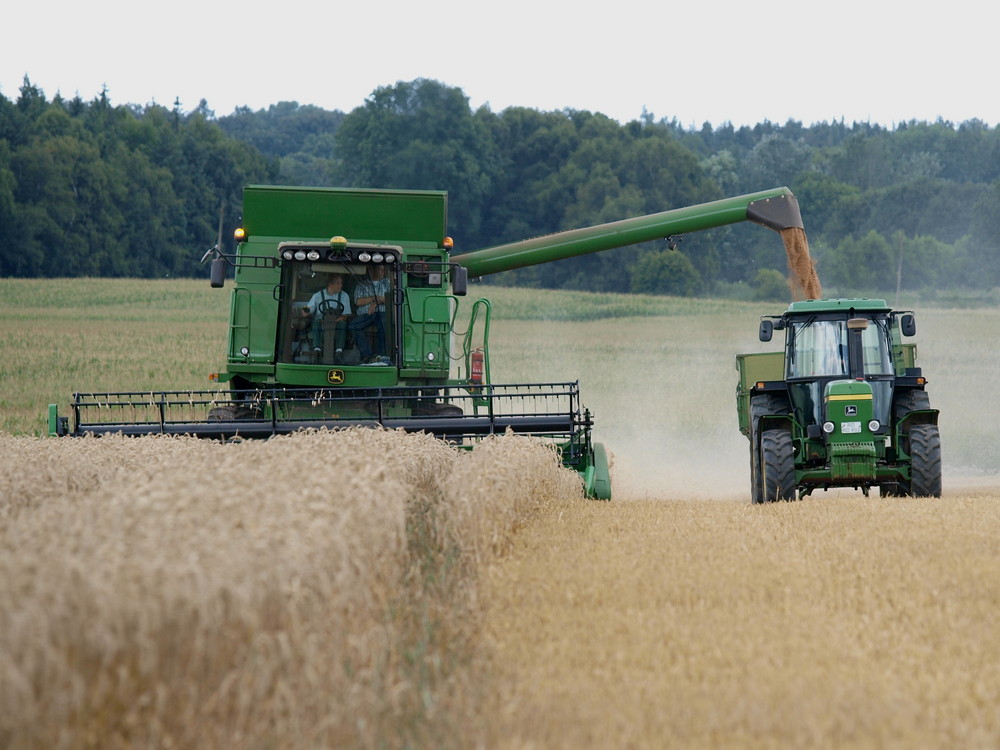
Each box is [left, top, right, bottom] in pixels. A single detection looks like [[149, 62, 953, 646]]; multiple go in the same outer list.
[[305, 273, 352, 354]]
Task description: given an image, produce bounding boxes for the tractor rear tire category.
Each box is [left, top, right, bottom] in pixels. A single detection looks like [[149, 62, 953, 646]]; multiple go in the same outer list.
[[749, 394, 789, 505], [760, 429, 796, 502], [908, 423, 942, 497]]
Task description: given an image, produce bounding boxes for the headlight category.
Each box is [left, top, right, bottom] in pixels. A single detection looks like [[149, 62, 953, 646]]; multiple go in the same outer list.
[[282, 250, 294, 261], [384, 253, 396, 263], [293, 250, 306, 261], [822, 421, 836, 434], [868, 420, 881, 433], [372, 252, 384, 263], [306, 250, 320, 261]]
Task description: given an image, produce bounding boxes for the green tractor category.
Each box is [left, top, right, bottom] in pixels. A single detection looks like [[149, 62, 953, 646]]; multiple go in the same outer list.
[[50, 184, 807, 500], [736, 298, 941, 502]]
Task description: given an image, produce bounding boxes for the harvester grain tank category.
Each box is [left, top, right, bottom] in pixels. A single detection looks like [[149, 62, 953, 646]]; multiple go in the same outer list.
[[50, 185, 806, 500], [736, 299, 941, 501]]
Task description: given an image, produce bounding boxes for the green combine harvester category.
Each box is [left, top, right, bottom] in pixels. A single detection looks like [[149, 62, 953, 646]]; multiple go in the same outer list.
[[50, 184, 806, 499], [737, 299, 941, 501]]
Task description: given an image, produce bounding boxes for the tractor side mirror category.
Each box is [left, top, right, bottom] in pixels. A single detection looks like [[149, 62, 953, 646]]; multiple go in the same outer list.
[[452, 265, 468, 296], [900, 313, 916, 337], [759, 319, 773, 342], [210, 257, 227, 288]]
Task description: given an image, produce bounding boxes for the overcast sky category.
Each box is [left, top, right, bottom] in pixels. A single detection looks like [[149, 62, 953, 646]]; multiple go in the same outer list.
[[3, 1, 992, 129]]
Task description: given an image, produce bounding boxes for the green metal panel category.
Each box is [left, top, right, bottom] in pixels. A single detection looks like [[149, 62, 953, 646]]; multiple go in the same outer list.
[[735, 352, 785, 436], [242, 185, 447, 245], [823, 380, 878, 481], [737, 352, 785, 389], [785, 298, 891, 314]]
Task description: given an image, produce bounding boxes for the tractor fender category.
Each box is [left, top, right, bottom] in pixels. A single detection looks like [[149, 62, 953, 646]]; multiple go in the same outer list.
[[897, 408, 939, 434], [757, 412, 793, 436]]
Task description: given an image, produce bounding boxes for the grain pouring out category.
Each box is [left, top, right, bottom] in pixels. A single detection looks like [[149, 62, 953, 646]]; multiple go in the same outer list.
[[781, 226, 823, 301]]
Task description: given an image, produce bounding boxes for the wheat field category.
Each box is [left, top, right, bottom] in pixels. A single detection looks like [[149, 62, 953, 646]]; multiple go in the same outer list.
[[2, 278, 999, 748]]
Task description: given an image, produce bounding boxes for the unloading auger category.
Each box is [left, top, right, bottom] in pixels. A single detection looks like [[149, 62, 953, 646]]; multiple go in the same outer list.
[[50, 185, 804, 499]]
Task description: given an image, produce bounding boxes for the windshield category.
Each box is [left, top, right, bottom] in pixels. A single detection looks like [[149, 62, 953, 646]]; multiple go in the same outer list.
[[276, 262, 395, 366], [787, 317, 891, 379]]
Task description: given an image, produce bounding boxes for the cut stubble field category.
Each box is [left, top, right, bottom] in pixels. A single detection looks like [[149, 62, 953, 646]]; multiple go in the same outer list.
[[2, 278, 999, 748]]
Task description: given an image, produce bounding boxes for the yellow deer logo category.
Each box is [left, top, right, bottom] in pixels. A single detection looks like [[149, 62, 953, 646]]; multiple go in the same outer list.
[[327, 369, 345, 385]]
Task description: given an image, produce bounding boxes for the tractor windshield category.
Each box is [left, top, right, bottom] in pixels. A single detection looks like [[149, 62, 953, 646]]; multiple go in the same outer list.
[[787, 317, 892, 379]]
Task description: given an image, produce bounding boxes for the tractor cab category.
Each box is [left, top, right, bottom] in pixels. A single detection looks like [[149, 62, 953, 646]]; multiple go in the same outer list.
[[757, 298, 914, 447], [779, 310, 895, 436]]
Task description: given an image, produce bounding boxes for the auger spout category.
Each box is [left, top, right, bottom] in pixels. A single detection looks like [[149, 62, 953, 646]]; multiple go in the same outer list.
[[455, 187, 802, 278]]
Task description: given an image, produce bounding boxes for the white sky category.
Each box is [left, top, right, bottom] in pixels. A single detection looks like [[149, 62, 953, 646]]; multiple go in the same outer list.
[[2, 1, 993, 129]]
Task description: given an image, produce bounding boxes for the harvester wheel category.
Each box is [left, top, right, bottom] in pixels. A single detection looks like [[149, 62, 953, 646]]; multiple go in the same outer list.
[[908, 423, 942, 497], [760, 429, 796, 502]]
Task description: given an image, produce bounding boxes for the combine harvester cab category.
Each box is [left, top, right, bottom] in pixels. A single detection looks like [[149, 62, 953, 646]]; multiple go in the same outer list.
[[736, 299, 941, 502], [51, 184, 809, 501]]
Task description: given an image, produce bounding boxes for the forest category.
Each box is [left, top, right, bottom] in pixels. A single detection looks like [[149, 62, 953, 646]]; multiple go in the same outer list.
[[2, 76, 999, 300]]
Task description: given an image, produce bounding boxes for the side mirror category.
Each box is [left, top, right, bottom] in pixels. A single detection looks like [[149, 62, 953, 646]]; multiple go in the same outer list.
[[759, 319, 773, 342], [210, 257, 227, 288], [452, 265, 468, 296], [900, 313, 916, 337]]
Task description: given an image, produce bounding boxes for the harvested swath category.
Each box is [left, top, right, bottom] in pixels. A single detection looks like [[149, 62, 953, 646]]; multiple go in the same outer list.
[[781, 226, 822, 300], [0, 429, 582, 749]]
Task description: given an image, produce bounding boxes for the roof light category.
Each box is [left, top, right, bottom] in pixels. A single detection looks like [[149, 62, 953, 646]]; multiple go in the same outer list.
[[294, 250, 306, 261], [306, 250, 321, 261], [371, 252, 384, 263], [358, 251, 372, 263], [443, 237, 454, 249], [282, 250, 294, 261], [234, 227, 247, 242], [384, 253, 396, 263], [330, 235, 348, 248]]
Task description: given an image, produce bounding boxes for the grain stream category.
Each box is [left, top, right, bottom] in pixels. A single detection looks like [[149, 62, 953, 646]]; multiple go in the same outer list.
[[781, 226, 822, 300]]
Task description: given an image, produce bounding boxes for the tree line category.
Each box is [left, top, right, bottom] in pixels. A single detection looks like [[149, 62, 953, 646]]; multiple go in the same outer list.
[[2, 76, 999, 298]]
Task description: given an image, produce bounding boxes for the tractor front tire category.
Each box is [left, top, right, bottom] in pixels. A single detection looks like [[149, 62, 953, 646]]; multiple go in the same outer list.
[[760, 429, 796, 502], [909, 423, 942, 497]]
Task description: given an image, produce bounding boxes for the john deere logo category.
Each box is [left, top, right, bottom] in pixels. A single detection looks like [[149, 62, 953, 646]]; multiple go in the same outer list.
[[327, 369, 345, 385], [845, 405, 857, 416]]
